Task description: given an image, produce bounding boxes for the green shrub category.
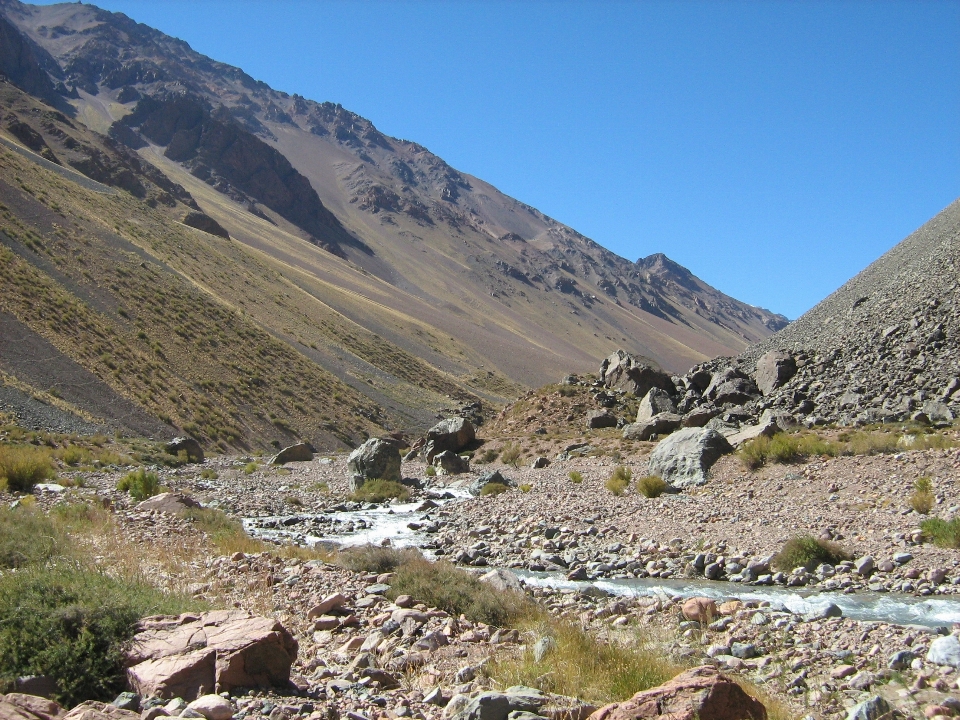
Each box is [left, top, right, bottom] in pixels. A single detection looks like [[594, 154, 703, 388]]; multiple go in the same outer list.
[[772, 535, 851, 572], [0, 505, 63, 568], [605, 466, 631, 495], [116, 469, 160, 501], [480, 482, 509, 496], [500, 442, 522, 468], [910, 477, 935, 515], [636, 475, 667, 498], [0, 445, 55, 492], [519, 484, 532, 493], [479, 448, 499, 464], [921, 517, 960, 548], [387, 553, 529, 626], [349, 479, 410, 503], [0, 565, 198, 706], [337, 545, 421, 574], [199, 468, 218, 479], [242, 462, 259, 475], [424, 465, 437, 477], [568, 471, 583, 484]]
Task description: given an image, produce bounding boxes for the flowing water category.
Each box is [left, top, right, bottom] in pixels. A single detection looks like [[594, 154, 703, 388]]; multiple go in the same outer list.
[[244, 492, 960, 628]]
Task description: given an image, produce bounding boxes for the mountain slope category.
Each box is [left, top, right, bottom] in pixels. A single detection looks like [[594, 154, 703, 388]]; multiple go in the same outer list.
[[0, 0, 788, 446]]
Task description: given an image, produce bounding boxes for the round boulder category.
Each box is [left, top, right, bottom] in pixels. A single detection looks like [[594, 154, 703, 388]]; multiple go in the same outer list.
[[347, 438, 401, 491]]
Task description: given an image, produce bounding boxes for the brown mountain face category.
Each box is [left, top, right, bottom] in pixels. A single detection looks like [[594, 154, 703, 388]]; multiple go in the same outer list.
[[0, 0, 787, 448]]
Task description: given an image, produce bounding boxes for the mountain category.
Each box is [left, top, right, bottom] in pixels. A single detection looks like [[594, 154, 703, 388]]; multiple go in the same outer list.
[[0, 0, 787, 449]]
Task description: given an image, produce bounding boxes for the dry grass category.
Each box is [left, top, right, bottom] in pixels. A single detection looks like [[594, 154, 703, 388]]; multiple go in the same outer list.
[[772, 535, 851, 572], [636, 474, 667, 498], [349, 479, 410, 503], [910, 477, 935, 515], [605, 466, 632, 495], [0, 444, 56, 492]]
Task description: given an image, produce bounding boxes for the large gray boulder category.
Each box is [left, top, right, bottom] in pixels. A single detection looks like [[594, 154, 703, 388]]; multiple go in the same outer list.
[[636, 387, 677, 422], [622, 413, 682, 441], [433, 450, 469, 475], [927, 634, 960, 668], [704, 367, 760, 406], [586, 410, 618, 429], [166, 437, 203, 463], [599, 350, 675, 398], [648, 427, 733, 488], [754, 351, 797, 395], [468, 470, 515, 496], [347, 438, 401, 491], [725, 410, 795, 447], [423, 418, 476, 463]]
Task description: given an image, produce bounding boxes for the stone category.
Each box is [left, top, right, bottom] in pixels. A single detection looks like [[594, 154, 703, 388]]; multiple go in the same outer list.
[[830, 665, 856, 679], [802, 603, 842, 621], [586, 410, 618, 429], [599, 351, 676, 398], [848, 671, 876, 691], [0, 694, 65, 720], [845, 696, 890, 720], [185, 697, 233, 720], [110, 695, 139, 712], [468, 471, 515, 496], [681, 597, 717, 624], [922, 401, 955, 425], [622, 413, 682, 441], [62, 703, 140, 720], [888, 650, 917, 670], [725, 410, 794, 447], [446, 688, 547, 720], [855, 556, 875, 577], [927, 635, 960, 668], [730, 643, 758, 660], [533, 637, 556, 663], [270, 443, 314, 465], [530, 457, 550, 469], [422, 418, 476, 463], [136, 492, 201, 515], [636, 388, 677, 422], [308, 593, 347, 618], [681, 408, 717, 428], [704, 369, 760, 406], [586, 666, 765, 720], [124, 610, 298, 700], [480, 568, 523, 593], [647, 427, 733, 488], [434, 451, 470, 475], [165, 437, 203, 463], [182, 212, 229, 239], [754, 351, 797, 395], [347, 439, 401, 490]]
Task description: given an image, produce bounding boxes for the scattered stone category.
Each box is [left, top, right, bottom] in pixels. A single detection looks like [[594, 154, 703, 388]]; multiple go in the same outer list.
[[185, 696, 233, 720], [846, 696, 890, 720], [636, 388, 677, 422]]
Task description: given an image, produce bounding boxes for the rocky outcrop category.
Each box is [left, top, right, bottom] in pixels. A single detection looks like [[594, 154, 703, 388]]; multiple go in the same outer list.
[[420, 418, 476, 463], [166, 437, 204, 463], [587, 666, 765, 720], [600, 351, 676, 398], [124, 610, 298, 700], [636, 388, 677, 422], [648, 427, 732, 488], [270, 442, 314, 464], [432, 450, 469, 475], [0, 694, 65, 720], [182, 212, 230, 239], [347, 438, 401, 489]]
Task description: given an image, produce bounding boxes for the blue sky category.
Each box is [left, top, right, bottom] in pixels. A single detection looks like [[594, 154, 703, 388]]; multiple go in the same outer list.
[[38, 0, 960, 319]]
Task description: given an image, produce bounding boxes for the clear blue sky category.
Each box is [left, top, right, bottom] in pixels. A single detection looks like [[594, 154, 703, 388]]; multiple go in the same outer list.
[[40, 0, 960, 319]]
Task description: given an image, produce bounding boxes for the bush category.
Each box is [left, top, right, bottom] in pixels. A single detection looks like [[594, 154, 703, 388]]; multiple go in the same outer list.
[[568, 471, 583, 484], [116, 469, 160, 501], [0, 445, 55, 492], [772, 535, 851, 572], [500, 442, 521, 468], [480, 482, 509, 496], [349, 479, 410, 503], [605, 466, 631, 495], [636, 475, 667, 498], [0, 565, 197, 707], [910, 477, 935, 515], [0, 505, 63, 568], [921, 517, 960, 548], [243, 462, 259, 475], [387, 553, 530, 626], [424, 465, 437, 477], [479, 448, 499, 464], [338, 545, 422, 574], [519, 484, 532, 493], [199, 468, 218, 479]]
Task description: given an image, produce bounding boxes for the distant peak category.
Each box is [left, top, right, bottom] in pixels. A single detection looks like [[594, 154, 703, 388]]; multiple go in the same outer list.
[[636, 253, 696, 283]]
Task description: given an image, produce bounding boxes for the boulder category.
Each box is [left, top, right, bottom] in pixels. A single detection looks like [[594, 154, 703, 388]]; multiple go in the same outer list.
[[648, 427, 733, 488], [434, 451, 469, 475], [599, 351, 676, 398], [922, 401, 955, 425], [423, 418, 476, 463], [586, 410, 618, 429], [186, 696, 233, 720], [61, 704, 139, 720], [704, 368, 760, 406], [182, 212, 230, 239], [681, 597, 717, 624], [681, 408, 718, 428], [124, 610, 297, 700], [724, 410, 793, 447], [622, 413, 682, 441], [347, 439, 401, 490], [754, 351, 797, 395], [587, 666, 765, 720], [845, 696, 890, 720], [445, 687, 594, 720], [468, 471, 514, 496], [165, 437, 203, 463], [0, 695, 65, 720], [636, 388, 677, 422], [136, 492, 201, 515], [480, 568, 523, 593], [927, 634, 960, 668], [270, 443, 314, 465]]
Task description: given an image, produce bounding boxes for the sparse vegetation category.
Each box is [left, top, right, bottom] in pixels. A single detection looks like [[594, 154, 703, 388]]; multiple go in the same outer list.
[[243, 461, 259, 474], [500, 442, 521, 468], [921, 517, 960, 549], [568, 470, 583, 484], [116, 468, 160, 501], [349, 479, 410, 503], [605, 465, 631, 495], [0, 444, 55, 492], [181, 506, 264, 555], [310, 480, 330, 494], [772, 535, 851, 572], [424, 465, 437, 477], [480, 482, 509, 496], [519, 483, 532, 493], [199, 468, 218, 479], [636, 474, 667, 498], [910, 477, 935, 515], [478, 448, 499, 464]]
